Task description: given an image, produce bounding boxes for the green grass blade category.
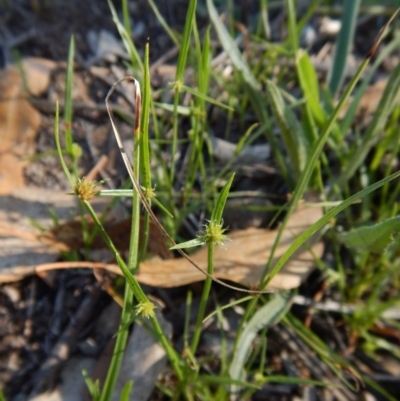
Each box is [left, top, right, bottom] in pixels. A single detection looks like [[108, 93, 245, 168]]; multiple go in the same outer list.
[[119, 381, 133, 401], [211, 173, 235, 223], [199, 374, 261, 389], [207, 0, 259, 90], [339, 60, 400, 185], [340, 36, 400, 135], [203, 296, 254, 324], [139, 42, 152, 261], [146, 0, 179, 46], [182, 85, 233, 111], [286, 0, 298, 54], [266, 80, 308, 179], [170, 0, 197, 182], [266, 168, 400, 285], [261, 51, 372, 287], [108, 0, 142, 72], [54, 102, 73, 186], [327, 0, 361, 96], [175, 0, 197, 81], [234, 123, 259, 155], [121, 0, 132, 44], [64, 36, 74, 153], [140, 42, 152, 192]]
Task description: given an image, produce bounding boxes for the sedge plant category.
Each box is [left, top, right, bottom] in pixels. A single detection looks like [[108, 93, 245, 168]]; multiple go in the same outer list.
[[53, 0, 400, 399]]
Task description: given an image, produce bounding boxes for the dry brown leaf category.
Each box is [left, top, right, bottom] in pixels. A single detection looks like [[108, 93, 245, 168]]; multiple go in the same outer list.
[[0, 188, 323, 292], [0, 58, 55, 194], [22, 58, 57, 96], [0, 188, 129, 283], [0, 189, 78, 279], [135, 203, 323, 291], [40, 218, 172, 259]]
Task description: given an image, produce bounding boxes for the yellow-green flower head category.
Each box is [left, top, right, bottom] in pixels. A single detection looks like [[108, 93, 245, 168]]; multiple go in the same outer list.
[[135, 301, 156, 319], [74, 178, 98, 201], [201, 220, 229, 247]]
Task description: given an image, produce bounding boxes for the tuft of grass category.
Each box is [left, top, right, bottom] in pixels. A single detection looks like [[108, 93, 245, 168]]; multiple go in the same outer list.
[[54, 1, 400, 400]]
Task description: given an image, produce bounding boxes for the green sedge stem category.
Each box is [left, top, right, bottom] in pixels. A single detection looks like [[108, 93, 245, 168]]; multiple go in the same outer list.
[[191, 242, 215, 354]]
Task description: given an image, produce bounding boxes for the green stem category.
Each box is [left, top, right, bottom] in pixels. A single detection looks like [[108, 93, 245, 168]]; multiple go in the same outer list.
[[85, 201, 183, 382], [100, 284, 133, 401], [191, 243, 214, 354]]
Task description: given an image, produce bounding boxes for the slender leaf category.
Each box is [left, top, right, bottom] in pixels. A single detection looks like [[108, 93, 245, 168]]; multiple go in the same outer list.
[[266, 168, 400, 285], [339, 60, 400, 185], [328, 0, 361, 96], [64, 36, 74, 152], [170, 238, 205, 250], [119, 381, 133, 401], [261, 47, 373, 287], [108, 0, 143, 72], [340, 36, 400, 134], [170, 0, 197, 181], [211, 173, 235, 223], [147, 0, 179, 46], [286, 0, 298, 54], [266, 80, 308, 177], [207, 0, 259, 90]]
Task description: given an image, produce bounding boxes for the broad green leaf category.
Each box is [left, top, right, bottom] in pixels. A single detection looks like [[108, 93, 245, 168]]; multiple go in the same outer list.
[[338, 216, 400, 253], [296, 50, 326, 126], [229, 292, 292, 393]]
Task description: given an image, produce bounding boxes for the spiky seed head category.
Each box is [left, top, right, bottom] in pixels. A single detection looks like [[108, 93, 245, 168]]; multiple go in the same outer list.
[[135, 301, 156, 319], [74, 178, 98, 201], [201, 220, 229, 247]]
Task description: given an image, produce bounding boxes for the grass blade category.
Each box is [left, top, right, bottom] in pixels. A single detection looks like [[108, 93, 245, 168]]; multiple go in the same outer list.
[[207, 0, 259, 90], [265, 168, 400, 286], [327, 0, 361, 96], [211, 173, 235, 223], [338, 60, 400, 185], [64, 36, 74, 153], [170, 0, 197, 182], [260, 13, 396, 287], [266, 80, 308, 179]]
